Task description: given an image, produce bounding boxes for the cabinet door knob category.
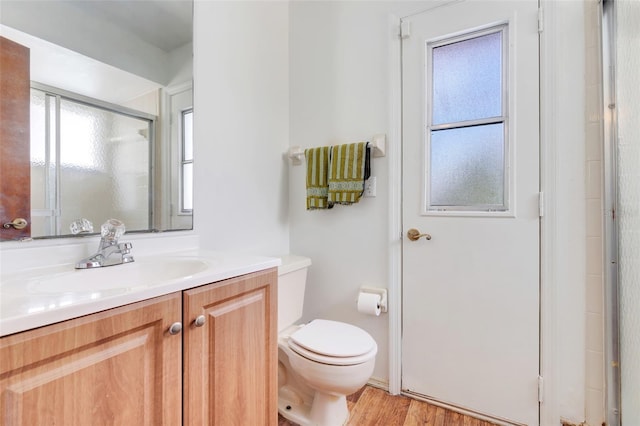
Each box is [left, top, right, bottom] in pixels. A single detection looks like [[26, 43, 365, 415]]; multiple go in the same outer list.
[[168, 322, 182, 335], [194, 315, 206, 327]]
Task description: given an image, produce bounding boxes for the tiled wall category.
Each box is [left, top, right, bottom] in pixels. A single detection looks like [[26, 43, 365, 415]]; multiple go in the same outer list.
[[584, 1, 605, 425]]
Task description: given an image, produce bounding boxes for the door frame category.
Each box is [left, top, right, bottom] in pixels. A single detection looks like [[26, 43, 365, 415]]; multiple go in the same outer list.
[[387, 1, 576, 424]]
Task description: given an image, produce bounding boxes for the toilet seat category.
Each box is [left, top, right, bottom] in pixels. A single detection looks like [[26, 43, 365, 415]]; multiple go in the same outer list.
[[288, 319, 377, 366]]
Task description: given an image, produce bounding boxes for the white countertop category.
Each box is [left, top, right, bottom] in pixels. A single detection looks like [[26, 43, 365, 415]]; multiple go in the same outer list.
[[0, 249, 280, 337]]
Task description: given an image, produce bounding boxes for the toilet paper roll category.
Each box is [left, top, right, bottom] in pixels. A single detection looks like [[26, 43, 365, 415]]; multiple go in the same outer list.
[[357, 292, 381, 316]]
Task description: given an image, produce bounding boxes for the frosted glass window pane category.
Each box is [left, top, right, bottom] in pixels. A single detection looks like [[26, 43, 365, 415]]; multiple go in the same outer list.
[[183, 110, 193, 161], [432, 32, 502, 125], [30, 89, 47, 210], [430, 124, 504, 207], [617, 1, 640, 422], [182, 163, 193, 211], [30, 90, 58, 235], [59, 100, 107, 171], [59, 99, 150, 232], [30, 89, 46, 166]]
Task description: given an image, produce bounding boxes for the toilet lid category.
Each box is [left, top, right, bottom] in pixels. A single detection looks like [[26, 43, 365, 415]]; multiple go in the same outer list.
[[288, 340, 377, 366], [289, 319, 377, 360]]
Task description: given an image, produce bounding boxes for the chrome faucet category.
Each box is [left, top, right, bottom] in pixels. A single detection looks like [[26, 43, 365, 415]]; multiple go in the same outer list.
[[75, 219, 134, 269]]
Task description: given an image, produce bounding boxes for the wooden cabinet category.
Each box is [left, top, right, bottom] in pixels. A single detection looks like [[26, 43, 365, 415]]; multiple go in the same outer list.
[[183, 268, 278, 426], [0, 268, 278, 426], [0, 293, 183, 425]]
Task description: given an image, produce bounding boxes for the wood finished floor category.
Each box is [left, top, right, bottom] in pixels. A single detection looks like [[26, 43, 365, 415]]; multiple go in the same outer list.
[[278, 386, 498, 426]]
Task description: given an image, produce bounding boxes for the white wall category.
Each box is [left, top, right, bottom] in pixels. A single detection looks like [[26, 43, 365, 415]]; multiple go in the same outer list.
[[286, 0, 460, 385], [168, 42, 194, 88], [0, 1, 601, 423], [288, 1, 594, 422], [193, 1, 290, 256], [288, 0, 414, 383]]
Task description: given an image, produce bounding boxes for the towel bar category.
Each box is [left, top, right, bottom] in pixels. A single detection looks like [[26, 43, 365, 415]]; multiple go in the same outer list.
[[288, 134, 386, 165]]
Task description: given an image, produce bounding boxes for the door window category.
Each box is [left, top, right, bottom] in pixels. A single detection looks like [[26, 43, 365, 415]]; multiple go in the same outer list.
[[426, 25, 509, 213]]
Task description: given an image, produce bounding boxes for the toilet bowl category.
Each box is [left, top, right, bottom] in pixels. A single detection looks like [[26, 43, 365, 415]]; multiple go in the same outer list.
[[277, 256, 377, 426]]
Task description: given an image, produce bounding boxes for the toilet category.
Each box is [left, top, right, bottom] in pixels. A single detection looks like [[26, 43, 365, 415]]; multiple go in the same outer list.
[[277, 255, 377, 426]]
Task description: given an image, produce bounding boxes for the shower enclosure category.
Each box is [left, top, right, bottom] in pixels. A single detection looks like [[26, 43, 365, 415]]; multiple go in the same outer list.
[[603, 1, 639, 425]]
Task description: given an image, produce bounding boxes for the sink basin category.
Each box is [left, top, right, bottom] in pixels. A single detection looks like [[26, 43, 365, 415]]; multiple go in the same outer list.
[[0, 249, 280, 338], [8, 257, 211, 294]]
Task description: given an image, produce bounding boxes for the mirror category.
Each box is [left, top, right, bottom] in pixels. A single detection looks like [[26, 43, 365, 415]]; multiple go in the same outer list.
[[0, 0, 193, 239]]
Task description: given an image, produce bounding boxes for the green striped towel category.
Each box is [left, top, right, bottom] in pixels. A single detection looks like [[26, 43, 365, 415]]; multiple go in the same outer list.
[[305, 146, 331, 210], [328, 142, 370, 206]]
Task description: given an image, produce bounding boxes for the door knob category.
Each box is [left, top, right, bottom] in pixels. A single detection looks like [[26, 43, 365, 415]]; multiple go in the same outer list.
[[407, 228, 431, 241], [3, 218, 28, 230]]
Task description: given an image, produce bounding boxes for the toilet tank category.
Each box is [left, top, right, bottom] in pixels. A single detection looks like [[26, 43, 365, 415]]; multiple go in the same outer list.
[[277, 255, 312, 333]]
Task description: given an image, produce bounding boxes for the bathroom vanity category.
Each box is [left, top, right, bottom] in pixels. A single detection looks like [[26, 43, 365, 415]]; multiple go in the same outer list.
[[0, 250, 279, 425]]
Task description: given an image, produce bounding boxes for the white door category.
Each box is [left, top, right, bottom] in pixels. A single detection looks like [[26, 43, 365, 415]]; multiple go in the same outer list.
[[401, 1, 540, 425]]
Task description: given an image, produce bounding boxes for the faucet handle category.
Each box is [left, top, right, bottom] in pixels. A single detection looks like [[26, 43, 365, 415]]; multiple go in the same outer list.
[[101, 219, 126, 241], [118, 242, 133, 254], [70, 218, 94, 234]]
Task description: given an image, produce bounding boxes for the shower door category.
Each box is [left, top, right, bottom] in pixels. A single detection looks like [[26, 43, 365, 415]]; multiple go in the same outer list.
[[607, 0, 640, 424], [401, 1, 540, 424]]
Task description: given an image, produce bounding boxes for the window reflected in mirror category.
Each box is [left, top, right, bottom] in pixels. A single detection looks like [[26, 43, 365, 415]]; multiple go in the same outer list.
[[181, 109, 193, 213]]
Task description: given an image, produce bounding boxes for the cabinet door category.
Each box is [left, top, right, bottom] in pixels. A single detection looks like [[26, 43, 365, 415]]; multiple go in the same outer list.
[[183, 268, 277, 426], [0, 293, 182, 426], [0, 37, 30, 241]]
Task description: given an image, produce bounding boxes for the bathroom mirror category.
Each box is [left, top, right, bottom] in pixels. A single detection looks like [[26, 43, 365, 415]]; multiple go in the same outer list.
[[0, 0, 193, 239]]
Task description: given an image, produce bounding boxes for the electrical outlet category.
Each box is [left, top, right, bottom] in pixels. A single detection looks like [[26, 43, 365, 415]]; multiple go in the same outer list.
[[364, 176, 377, 197]]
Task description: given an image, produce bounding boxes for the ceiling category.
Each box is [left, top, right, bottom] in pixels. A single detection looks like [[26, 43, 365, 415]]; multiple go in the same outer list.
[[0, 0, 193, 86], [1, 0, 192, 53], [68, 0, 193, 52]]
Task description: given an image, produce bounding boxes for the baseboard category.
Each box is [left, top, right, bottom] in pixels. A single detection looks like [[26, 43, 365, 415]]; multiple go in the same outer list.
[[367, 377, 389, 392], [561, 421, 588, 426]]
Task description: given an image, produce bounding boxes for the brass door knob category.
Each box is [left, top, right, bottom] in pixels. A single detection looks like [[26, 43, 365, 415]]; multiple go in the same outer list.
[[407, 228, 431, 241], [3, 218, 28, 230]]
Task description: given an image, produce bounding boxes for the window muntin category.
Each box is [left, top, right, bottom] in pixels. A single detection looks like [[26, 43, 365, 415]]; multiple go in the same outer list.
[[426, 25, 508, 213]]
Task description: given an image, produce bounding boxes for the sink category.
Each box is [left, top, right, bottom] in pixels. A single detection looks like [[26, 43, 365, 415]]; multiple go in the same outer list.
[[0, 249, 280, 338], [5, 256, 211, 294]]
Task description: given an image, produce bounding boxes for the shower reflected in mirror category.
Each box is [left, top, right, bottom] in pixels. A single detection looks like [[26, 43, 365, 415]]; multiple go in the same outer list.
[[0, 0, 193, 239]]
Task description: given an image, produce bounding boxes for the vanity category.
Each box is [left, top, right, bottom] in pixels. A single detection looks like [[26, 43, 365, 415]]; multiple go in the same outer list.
[[1, 2, 279, 423], [0, 244, 279, 425]]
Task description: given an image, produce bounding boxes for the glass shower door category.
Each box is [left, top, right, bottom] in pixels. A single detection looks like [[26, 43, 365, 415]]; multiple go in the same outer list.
[[605, 1, 640, 424], [616, 0, 640, 423]]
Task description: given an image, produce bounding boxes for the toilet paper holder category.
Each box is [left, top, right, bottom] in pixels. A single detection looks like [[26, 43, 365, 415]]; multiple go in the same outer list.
[[359, 287, 388, 313]]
